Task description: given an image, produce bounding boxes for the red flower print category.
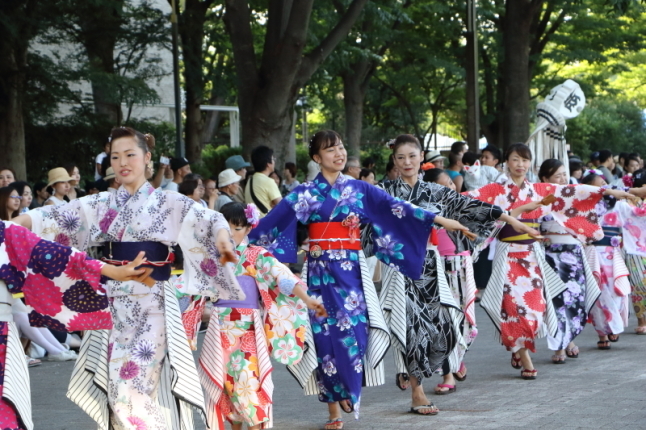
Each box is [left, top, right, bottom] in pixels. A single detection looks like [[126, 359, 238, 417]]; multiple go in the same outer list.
[[54, 233, 71, 247], [604, 212, 618, 226], [221, 331, 231, 350], [551, 197, 566, 212], [259, 289, 273, 311], [68, 311, 113, 331], [508, 261, 530, 283], [572, 197, 598, 212], [258, 389, 271, 407], [523, 288, 546, 312], [564, 216, 597, 238], [127, 416, 148, 430], [240, 331, 257, 354], [500, 321, 526, 348], [502, 294, 519, 318], [23, 273, 63, 316], [63, 252, 101, 285], [5, 224, 41, 271], [560, 186, 576, 198]]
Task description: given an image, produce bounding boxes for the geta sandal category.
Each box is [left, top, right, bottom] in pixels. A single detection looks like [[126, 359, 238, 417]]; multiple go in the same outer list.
[[597, 340, 611, 350], [551, 354, 565, 364], [324, 418, 343, 429], [521, 369, 537, 380], [434, 384, 456, 395], [511, 352, 522, 369], [409, 404, 439, 415], [395, 372, 410, 391], [608, 334, 619, 342], [453, 362, 467, 381], [565, 345, 579, 358]]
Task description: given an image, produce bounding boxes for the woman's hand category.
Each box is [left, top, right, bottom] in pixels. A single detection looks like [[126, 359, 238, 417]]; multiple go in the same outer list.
[[509, 201, 543, 218], [101, 251, 153, 285], [305, 297, 328, 318], [605, 189, 639, 203], [629, 187, 646, 199], [508, 218, 542, 239], [434, 216, 469, 232], [216, 228, 238, 265]]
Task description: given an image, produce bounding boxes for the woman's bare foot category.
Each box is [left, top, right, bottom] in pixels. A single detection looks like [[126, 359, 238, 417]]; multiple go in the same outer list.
[[434, 373, 456, 394], [410, 376, 439, 414], [518, 348, 534, 371], [325, 402, 344, 428]]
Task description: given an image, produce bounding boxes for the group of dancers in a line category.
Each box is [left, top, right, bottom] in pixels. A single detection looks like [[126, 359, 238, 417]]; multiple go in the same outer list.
[[3, 126, 646, 430]]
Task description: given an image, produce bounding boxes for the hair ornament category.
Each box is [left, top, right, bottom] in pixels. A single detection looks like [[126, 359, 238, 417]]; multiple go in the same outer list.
[[623, 173, 634, 188], [244, 204, 261, 228], [421, 162, 435, 171], [386, 139, 396, 149], [582, 168, 602, 178]]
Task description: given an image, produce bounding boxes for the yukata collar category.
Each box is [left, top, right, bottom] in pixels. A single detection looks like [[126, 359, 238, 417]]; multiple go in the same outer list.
[[314, 172, 348, 189], [115, 181, 156, 208]]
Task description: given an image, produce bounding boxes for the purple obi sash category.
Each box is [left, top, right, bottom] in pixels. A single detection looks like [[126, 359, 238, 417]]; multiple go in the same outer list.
[[498, 219, 539, 245], [103, 241, 173, 281], [215, 275, 259, 309]]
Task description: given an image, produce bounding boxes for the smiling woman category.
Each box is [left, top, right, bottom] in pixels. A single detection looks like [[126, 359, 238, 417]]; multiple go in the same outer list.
[[12, 126, 243, 430], [248, 129, 473, 430]]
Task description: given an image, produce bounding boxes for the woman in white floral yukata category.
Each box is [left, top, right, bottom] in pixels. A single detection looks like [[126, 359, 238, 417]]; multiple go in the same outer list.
[[14, 126, 243, 430]]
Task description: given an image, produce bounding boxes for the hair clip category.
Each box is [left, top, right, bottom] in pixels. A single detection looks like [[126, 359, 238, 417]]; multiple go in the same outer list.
[[421, 162, 435, 171], [386, 139, 395, 149], [244, 204, 261, 228], [582, 168, 602, 178]]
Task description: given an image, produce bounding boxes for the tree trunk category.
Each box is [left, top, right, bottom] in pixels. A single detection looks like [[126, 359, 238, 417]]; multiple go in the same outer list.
[[501, 0, 540, 148], [78, 0, 125, 125], [179, 0, 215, 164], [342, 70, 366, 157], [0, 40, 27, 180], [224, 0, 368, 170]]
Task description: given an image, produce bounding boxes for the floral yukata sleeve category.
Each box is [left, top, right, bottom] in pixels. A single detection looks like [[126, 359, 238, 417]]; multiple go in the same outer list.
[[0, 221, 112, 331], [249, 173, 437, 280], [248, 245, 310, 364]]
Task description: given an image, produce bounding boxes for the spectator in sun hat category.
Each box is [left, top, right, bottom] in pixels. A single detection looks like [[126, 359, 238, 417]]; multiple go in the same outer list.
[[163, 157, 192, 192], [44, 167, 73, 206], [225, 154, 250, 203], [217, 168, 242, 211], [425, 150, 445, 169]]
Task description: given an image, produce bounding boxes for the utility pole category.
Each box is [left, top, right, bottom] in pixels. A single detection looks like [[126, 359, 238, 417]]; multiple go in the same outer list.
[[170, 0, 184, 158], [465, 0, 480, 152]]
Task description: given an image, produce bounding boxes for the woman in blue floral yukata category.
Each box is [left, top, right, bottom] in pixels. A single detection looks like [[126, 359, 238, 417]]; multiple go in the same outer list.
[[248, 130, 470, 430]]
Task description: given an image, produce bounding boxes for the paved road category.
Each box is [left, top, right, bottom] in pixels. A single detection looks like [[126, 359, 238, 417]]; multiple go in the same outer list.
[[32, 305, 646, 429]]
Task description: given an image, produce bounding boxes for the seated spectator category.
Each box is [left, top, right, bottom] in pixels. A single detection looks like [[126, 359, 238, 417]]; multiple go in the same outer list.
[[269, 170, 282, 188], [245, 146, 282, 215], [343, 156, 361, 179], [597, 149, 615, 183], [480, 145, 502, 171], [381, 158, 399, 183], [282, 162, 300, 195], [104, 167, 119, 193], [10, 181, 32, 214], [423, 168, 456, 189], [44, 167, 72, 206], [0, 168, 16, 187], [225, 155, 250, 203], [30, 181, 49, 208], [451, 141, 468, 155], [568, 159, 584, 184], [164, 157, 192, 192], [64, 162, 85, 201], [424, 150, 445, 169], [0, 186, 21, 220], [462, 151, 500, 191], [204, 177, 218, 210], [216, 169, 242, 211], [178, 173, 207, 207], [446, 151, 464, 192], [359, 168, 376, 185]]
